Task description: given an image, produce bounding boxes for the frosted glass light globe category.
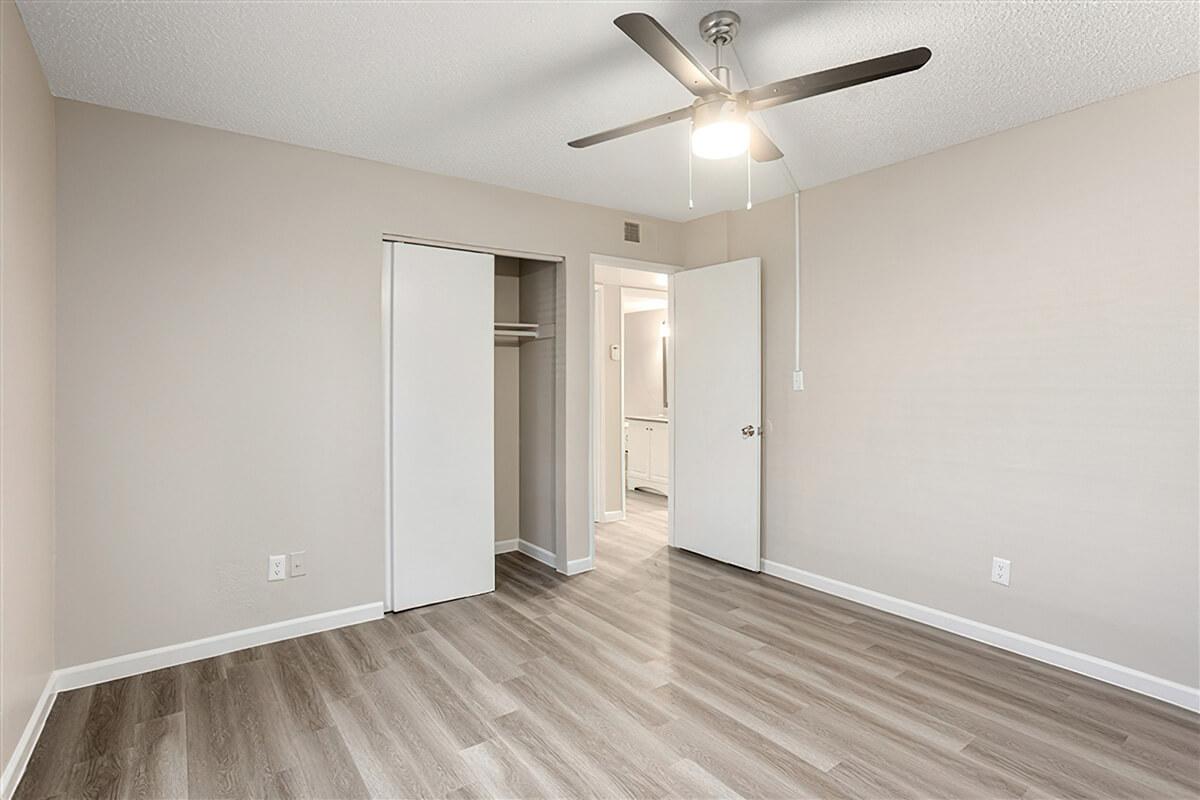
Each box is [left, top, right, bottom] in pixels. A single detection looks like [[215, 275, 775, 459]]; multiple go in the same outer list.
[[691, 120, 750, 160]]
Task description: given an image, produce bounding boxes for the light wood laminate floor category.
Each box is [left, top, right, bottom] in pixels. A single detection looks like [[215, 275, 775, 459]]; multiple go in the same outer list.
[[17, 490, 1200, 799]]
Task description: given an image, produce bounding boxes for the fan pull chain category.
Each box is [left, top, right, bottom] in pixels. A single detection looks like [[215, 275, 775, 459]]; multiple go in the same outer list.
[[688, 123, 695, 210], [746, 149, 753, 210]]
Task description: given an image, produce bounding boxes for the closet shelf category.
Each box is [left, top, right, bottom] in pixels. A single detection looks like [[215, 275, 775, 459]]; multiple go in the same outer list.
[[494, 322, 554, 341]]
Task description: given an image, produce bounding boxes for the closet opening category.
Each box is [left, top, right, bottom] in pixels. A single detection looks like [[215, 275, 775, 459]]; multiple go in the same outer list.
[[590, 256, 680, 570], [383, 240, 562, 613], [493, 256, 559, 569]]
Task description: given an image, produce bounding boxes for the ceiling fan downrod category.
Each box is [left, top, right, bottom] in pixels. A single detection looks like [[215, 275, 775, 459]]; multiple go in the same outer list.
[[698, 10, 741, 92]]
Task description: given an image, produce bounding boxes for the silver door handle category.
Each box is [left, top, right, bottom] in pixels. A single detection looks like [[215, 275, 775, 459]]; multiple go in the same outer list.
[[741, 425, 757, 438]]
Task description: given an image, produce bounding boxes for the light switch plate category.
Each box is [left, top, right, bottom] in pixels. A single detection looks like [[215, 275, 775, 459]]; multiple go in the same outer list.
[[610, 344, 621, 361], [289, 551, 307, 577], [792, 370, 805, 391]]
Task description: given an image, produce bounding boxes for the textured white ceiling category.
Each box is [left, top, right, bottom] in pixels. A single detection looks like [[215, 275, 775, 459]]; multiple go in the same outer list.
[[17, 1, 1199, 221]]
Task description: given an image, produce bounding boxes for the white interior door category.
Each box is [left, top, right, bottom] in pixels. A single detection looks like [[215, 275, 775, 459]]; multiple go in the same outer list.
[[669, 257, 761, 570], [390, 242, 494, 610]]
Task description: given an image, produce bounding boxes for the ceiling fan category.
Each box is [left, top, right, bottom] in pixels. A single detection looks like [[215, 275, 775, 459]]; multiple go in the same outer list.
[[568, 10, 931, 206]]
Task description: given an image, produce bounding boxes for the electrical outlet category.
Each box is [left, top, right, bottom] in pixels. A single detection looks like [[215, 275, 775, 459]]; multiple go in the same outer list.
[[289, 551, 307, 577], [991, 557, 1011, 586], [268, 554, 287, 582], [792, 370, 805, 391]]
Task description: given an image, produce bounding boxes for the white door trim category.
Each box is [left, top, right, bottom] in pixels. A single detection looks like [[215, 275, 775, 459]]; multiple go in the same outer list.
[[382, 234, 563, 263], [667, 284, 675, 547], [588, 254, 681, 568], [592, 285, 606, 524], [618, 286, 627, 518], [381, 244, 395, 610]]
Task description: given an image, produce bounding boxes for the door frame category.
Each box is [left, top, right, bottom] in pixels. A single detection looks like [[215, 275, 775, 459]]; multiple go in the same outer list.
[[383, 238, 567, 611], [588, 254, 681, 567], [591, 284, 608, 524]]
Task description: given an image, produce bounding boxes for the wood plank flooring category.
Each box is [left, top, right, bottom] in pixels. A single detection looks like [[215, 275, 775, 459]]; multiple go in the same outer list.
[[17, 490, 1200, 798]]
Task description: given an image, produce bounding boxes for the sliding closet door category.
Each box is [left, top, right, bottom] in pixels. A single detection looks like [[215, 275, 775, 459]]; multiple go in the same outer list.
[[390, 242, 494, 611]]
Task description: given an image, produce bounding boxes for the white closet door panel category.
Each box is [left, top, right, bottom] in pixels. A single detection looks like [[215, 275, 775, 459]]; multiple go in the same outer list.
[[670, 257, 761, 571], [391, 243, 494, 610]]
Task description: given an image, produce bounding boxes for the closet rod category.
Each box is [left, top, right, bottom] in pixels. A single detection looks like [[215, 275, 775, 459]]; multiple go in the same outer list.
[[494, 322, 555, 340]]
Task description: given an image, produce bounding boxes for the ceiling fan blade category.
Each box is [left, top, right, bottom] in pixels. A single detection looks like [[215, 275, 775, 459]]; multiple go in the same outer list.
[[748, 121, 783, 162], [614, 13, 728, 97], [741, 47, 931, 111], [568, 105, 693, 149]]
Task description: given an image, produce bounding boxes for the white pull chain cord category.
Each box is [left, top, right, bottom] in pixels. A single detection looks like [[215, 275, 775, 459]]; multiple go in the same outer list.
[[794, 191, 801, 373], [746, 149, 753, 210], [731, 41, 802, 388], [688, 123, 695, 210]]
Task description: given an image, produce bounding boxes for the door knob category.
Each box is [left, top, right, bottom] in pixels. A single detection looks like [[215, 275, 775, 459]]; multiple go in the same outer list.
[[741, 425, 757, 438]]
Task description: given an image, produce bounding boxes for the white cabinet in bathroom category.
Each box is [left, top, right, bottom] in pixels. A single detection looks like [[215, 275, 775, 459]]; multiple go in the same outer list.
[[625, 423, 650, 479], [625, 416, 668, 496]]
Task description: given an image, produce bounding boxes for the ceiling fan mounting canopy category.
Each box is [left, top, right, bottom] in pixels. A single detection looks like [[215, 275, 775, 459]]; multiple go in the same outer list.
[[567, 9, 931, 168], [698, 10, 741, 48]]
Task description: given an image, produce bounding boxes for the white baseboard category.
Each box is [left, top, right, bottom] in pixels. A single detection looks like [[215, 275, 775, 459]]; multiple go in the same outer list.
[[516, 539, 557, 569], [494, 538, 519, 554], [55, 602, 384, 692], [566, 556, 594, 575], [508, 539, 591, 576], [2, 601, 383, 799], [761, 560, 1200, 713], [1, 675, 56, 800]]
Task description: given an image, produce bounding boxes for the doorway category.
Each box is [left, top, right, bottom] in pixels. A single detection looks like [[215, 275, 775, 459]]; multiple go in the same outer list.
[[590, 254, 765, 575], [590, 256, 679, 568]]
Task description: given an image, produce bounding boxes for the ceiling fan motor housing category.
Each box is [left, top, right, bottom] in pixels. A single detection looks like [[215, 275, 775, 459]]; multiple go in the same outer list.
[[693, 97, 745, 129]]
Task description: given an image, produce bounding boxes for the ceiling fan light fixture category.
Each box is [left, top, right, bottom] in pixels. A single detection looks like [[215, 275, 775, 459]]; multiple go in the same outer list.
[[691, 99, 749, 160], [691, 119, 750, 160]]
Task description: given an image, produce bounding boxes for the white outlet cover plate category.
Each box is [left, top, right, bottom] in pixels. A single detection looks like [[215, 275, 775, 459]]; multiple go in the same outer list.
[[991, 557, 1011, 586], [268, 554, 287, 581]]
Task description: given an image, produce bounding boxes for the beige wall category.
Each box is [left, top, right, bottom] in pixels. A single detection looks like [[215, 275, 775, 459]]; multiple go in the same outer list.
[[54, 99, 682, 667], [0, 0, 56, 775], [684, 74, 1200, 687], [623, 308, 668, 419]]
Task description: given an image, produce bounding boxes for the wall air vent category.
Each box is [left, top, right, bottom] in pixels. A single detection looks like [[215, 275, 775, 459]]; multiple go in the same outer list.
[[623, 221, 642, 244]]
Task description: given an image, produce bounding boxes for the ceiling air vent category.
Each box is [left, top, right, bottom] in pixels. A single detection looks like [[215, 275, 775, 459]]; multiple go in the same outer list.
[[623, 220, 642, 244]]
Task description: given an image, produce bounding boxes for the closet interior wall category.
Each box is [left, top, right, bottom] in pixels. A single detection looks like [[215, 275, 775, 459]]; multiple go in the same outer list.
[[494, 257, 521, 545], [494, 257, 558, 556]]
